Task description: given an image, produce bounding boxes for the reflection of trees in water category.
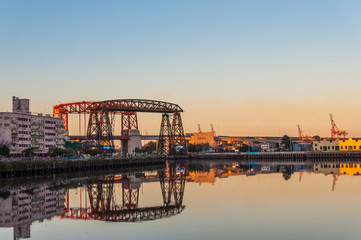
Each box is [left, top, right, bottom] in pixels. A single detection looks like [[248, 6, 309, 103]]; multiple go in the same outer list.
[[281, 165, 295, 181]]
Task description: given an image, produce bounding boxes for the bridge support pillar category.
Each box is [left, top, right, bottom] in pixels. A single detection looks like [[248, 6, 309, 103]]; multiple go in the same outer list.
[[158, 113, 187, 155], [170, 112, 187, 155], [86, 110, 114, 152], [121, 129, 142, 156], [158, 114, 172, 155], [121, 112, 140, 156]]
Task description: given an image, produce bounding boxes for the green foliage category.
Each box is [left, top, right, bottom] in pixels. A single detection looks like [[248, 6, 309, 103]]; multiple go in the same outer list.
[[188, 143, 195, 152], [140, 141, 157, 153], [0, 191, 10, 199], [187, 143, 210, 153], [238, 143, 249, 152], [23, 147, 35, 156], [281, 135, 291, 151], [0, 145, 10, 156], [48, 147, 75, 157], [85, 149, 102, 156]]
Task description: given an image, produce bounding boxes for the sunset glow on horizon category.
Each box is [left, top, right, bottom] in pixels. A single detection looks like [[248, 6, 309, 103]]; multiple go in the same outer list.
[[1, 1, 361, 137]]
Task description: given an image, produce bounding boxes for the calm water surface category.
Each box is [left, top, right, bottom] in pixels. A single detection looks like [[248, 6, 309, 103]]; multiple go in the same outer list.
[[1, 160, 360, 240]]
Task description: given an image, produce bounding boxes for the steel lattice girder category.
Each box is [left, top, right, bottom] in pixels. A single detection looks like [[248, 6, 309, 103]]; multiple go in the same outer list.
[[171, 112, 187, 155], [53, 101, 95, 130], [121, 112, 139, 134], [87, 99, 183, 113], [86, 110, 114, 150], [158, 114, 172, 155]]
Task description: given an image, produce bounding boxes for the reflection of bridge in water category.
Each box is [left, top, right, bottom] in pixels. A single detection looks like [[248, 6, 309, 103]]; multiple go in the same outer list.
[[62, 162, 187, 222]]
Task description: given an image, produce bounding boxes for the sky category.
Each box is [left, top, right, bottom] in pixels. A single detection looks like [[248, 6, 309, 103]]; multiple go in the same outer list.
[[1, 0, 361, 137]]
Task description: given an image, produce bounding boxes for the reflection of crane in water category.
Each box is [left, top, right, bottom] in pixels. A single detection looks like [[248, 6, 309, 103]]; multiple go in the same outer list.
[[62, 162, 187, 222], [332, 174, 339, 192]]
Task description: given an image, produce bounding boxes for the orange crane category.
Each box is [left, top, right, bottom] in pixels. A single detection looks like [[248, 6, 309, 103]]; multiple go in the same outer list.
[[330, 114, 348, 139], [332, 174, 339, 191], [297, 124, 312, 142]]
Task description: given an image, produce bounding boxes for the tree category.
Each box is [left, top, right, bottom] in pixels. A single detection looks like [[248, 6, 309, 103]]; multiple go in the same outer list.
[[188, 143, 195, 152], [48, 147, 75, 157], [85, 149, 102, 156], [238, 143, 249, 152], [0, 145, 10, 156], [23, 147, 35, 157], [281, 135, 291, 151], [48, 147, 64, 157], [141, 141, 157, 153]]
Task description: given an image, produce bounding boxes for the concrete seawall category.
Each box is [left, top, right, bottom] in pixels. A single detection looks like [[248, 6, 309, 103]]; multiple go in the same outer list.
[[0, 157, 165, 179], [187, 151, 361, 162]]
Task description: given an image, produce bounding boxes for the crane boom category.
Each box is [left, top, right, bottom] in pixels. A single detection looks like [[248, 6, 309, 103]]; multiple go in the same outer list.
[[330, 114, 348, 139]]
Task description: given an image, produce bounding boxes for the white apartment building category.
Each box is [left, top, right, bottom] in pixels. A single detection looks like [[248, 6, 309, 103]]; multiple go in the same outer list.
[[0, 96, 64, 154]]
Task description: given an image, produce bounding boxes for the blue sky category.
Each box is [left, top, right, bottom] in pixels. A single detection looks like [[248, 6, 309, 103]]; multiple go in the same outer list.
[[1, 1, 361, 136]]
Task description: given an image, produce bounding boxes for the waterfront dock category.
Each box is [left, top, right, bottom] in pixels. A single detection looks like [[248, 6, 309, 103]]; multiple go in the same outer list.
[[0, 157, 165, 179], [188, 151, 361, 162]]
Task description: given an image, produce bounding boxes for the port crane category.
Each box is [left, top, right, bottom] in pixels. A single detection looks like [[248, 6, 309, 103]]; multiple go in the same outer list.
[[330, 114, 348, 139], [297, 124, 313, 142]]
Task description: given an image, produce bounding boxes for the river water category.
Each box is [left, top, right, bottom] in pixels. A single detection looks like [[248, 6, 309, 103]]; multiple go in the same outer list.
[[0, 160, 360, 240]]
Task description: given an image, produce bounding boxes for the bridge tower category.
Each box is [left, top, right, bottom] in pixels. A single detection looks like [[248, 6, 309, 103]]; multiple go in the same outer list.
[[158, 113, 187, 155], [121, 112, 141, 156], [86, 109, 114, 152]]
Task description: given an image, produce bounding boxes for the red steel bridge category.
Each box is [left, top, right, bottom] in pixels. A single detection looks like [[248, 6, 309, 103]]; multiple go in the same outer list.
[[53, 99, 187, 155], [61, 162, 187, 222]]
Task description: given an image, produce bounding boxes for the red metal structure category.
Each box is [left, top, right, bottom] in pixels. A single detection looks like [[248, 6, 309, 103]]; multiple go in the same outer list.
[[86, 99, 186, 155], [53, 99, 186, 155], [53, 101, 95, 130], [330, 114, 348, 139]]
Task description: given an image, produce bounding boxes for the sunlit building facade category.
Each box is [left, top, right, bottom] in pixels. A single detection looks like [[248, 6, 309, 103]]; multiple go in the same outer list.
[[313, 139, 340, 151], [339, 138, 361, 151], [0, 96, 65, 154]]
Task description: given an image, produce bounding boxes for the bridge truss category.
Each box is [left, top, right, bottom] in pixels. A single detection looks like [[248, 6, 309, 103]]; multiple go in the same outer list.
[[53, 99, 187, 155]]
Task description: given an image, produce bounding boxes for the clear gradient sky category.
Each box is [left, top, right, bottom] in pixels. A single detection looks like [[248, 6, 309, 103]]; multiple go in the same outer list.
[[1, 1, 361, 137]]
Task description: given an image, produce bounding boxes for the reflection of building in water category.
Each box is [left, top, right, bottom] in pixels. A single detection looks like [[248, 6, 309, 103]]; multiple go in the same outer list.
[[0, 186, 66, 240], [313, 163, 361, 176], [340, 163, 361, 176], [189, 169, 216, 184], [314, 163, 340, 175]]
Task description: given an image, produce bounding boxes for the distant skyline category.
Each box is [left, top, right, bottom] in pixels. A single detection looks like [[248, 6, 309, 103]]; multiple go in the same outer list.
[[1, 1, 361, 137]]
